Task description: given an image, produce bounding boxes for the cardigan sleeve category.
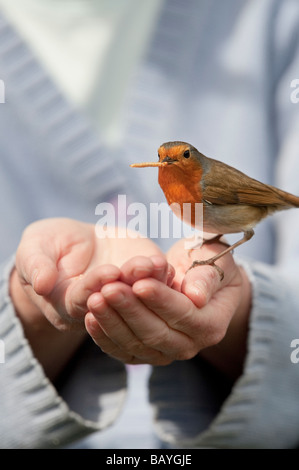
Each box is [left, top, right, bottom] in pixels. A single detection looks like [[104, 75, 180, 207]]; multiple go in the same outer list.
[[0, 256, 127, 449], [150, 258, 299, 448]]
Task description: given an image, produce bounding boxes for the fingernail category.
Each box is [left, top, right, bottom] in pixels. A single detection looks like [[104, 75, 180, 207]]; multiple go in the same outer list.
[[132, 266, 150, 278], [151, 255, 166, 269], [113, 291, 125, 303], [103, 288, 125, 305], [133, 285, 147, 295], [191, 279, 208, 297], [89, 292, 104, 309]]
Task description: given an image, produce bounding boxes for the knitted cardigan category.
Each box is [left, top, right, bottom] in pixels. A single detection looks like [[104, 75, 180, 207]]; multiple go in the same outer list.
[[1, 0, 299, 448]]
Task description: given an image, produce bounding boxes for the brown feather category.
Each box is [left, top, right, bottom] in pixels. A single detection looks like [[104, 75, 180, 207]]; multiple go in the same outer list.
[[202, 159, 299, 208]]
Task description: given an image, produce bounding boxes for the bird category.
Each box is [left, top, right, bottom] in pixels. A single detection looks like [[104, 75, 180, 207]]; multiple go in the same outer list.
[[131, 141, 299, 279]]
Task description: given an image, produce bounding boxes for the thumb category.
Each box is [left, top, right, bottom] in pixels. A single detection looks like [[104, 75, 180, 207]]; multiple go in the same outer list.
[[181, 264, 223, 309], [16, 245, 59, 296]]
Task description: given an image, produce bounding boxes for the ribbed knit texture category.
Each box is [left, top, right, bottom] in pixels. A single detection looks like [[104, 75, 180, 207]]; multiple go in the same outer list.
[[0, 15, 126, 204], [1, 0, 299, 449], [0, 9, 129, 448], [0, 258, 127, 448], [150, 259, 299, 449]]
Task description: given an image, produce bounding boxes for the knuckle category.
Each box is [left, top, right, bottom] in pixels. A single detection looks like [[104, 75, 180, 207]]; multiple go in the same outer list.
[[205, 324, 226, 347], [50, 311, 84, 332], [174, 346, 198, 361], [51, 318, 82, 333], [170, 305, 194, 330], [125, 356, 141, 365], [125, 338, 147, 356], [96, 341, 124, 360], [202, 267, 219, 295], [150, 356, 173, 366], [69, 300, 88, 319], [125, 354, 173, 366], [142, 329, 169, 349]]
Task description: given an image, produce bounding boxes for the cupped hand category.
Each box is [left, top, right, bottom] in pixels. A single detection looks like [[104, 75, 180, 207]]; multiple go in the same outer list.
[[11, 218, 164, 331], [167, 237, 251, 377], [85, 236, 251, 378]]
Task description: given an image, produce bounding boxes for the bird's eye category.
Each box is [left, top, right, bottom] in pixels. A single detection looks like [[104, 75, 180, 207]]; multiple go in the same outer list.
[[183, 149, 190, 158]]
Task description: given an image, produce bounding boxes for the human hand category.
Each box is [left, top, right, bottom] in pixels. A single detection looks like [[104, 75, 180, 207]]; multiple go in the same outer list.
[[10, 218, 164, 331], [85, 237, 251, 378], [9, 218, 165, 379], [167, 236, 252, 378]]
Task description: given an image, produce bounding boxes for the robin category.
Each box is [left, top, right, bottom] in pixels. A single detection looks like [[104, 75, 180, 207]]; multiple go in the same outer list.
[[131, 141, 299, 279]]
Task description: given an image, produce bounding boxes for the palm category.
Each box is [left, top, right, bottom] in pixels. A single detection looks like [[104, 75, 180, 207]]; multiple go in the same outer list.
[[16, 218, 163, 330]]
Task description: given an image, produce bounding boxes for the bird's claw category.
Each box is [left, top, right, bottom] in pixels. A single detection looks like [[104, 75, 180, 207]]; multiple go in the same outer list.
[[187, 259, 224, 281]]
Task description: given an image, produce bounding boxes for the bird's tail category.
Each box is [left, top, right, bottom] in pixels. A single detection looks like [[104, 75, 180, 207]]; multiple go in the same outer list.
[[276, 188, 299, 207]]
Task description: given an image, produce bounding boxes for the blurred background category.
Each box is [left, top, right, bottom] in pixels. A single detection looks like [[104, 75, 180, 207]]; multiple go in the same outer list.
[[1, 0, 299, 448]]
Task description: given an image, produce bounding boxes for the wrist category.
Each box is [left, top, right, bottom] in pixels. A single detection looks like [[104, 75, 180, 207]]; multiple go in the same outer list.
[[199, 265, 252, 380], [9, 267, 87, 381], [9, 266, 54, 355], [9, 267, 42, 322]]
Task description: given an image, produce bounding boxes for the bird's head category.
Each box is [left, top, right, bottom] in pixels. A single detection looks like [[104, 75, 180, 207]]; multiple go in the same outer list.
[[130, 141, 206, 214], [130, 141, 203, 177], [157, 141, 200, 171]]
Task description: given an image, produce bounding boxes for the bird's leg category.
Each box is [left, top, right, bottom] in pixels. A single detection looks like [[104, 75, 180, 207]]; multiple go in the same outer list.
[[187, 229, 254, 281], [188, 234, 230, 258], [202, 234, 224, 245]]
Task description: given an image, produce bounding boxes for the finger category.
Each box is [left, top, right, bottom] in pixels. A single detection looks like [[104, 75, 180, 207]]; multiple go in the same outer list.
[[181, 265, 223, 309], [119, 255, 170, 285], [119, 256, 157, 285], [132, 278, 197, 336], [66, 264, 121, 319], [149, 255, 172, 283], [132, 277, 232, 351], [85, 312, 138, 363], [101, 281, 196, 359], [166, 262, 175, 286], [16, 245, 59, 296], [180, 257, 242, 347], [181, 252, 236, 309], [85, 312, 165, 365], [86, 294, 169, 364]]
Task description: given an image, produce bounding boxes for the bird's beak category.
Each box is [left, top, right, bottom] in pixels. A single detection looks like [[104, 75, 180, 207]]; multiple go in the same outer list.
[[161, 156, 177, 164]]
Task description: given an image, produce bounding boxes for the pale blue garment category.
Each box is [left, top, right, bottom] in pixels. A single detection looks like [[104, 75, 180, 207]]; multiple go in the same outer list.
[[1, 0, 299, 448]]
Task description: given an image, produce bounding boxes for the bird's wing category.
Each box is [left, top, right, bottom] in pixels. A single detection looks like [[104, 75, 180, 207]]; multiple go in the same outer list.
[[202, 160, 289, 207]]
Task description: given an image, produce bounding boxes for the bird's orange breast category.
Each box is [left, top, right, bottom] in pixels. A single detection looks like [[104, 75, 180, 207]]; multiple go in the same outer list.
[[158, 165, 203, 227]]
